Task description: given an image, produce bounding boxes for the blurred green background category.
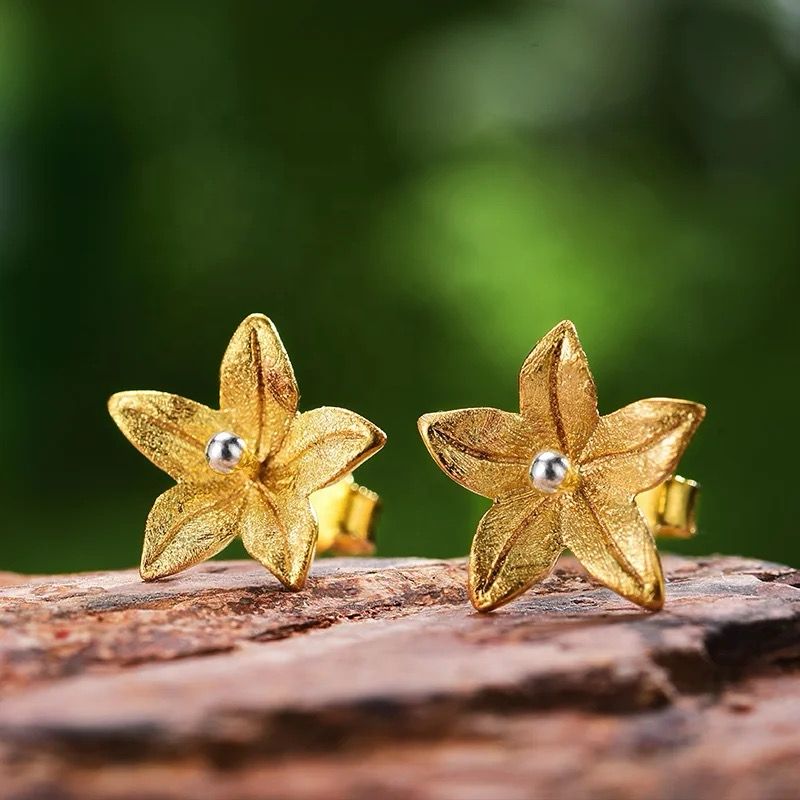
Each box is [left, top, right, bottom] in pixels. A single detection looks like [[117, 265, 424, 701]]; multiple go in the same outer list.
[[1, 0, 798, 573]]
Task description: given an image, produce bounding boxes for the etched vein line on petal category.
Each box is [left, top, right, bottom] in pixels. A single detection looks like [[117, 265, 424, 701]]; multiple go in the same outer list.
[[298, 430, 371, 460], [580, 416, 697, 468], [273, 367, 296, 412], [152, 485, 245, 564], [549, 335, 568, 452], [252, 481, 288, 540], [231, 492, 247, 535], [431, 428, 530, 466], [250, 327, 266, 456], [141, 399, 207, 451], [480, 494, 553, 593], [577, 487, 643, 590]]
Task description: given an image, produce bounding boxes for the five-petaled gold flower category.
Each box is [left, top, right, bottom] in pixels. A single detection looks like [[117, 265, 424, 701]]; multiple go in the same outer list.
[[419, 321, 704, 612], [109, 314, 386, 587]]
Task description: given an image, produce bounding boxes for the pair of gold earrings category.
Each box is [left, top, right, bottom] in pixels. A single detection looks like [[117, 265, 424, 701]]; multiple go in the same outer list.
[[109, 313, 704, 612]]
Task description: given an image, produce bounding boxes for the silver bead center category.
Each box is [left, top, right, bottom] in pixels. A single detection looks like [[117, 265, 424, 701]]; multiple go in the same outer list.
[[205, 431, 246, 474], [529, 450, 571, 493]]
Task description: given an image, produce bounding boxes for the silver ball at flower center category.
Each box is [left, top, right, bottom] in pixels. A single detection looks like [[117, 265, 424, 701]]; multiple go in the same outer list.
[[205, 431, 246, 474], [529, 450, 571, 493]]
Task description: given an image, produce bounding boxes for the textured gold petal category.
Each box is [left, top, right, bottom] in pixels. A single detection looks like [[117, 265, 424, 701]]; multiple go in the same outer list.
[[140, 480, 245, 580], [270, 407, 386, 497], [418, 409, 535, 499], [518, 320, 599, 458], [219, 314, 298, 461], [561, 481, 664, 609], [108, 391, 231, 482], [240, 483, 317, 590], [469, 491, 563, 611], [580, 398, 706, 496]]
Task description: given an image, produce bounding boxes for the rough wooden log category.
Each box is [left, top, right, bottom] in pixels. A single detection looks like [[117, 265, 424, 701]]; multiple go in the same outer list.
[[0, 554, 799, 800]]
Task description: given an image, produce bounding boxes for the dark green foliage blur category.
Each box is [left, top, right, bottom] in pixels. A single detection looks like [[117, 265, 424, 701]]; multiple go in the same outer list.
[[1, 0, 798, 573]]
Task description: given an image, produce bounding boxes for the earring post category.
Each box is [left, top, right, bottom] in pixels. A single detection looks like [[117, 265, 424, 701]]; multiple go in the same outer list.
[[636, 475, 700, 539], [311, 475, 380, 556]]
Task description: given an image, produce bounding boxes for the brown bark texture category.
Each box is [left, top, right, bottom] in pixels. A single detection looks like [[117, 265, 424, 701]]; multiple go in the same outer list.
[[0, 554, 799, 800]]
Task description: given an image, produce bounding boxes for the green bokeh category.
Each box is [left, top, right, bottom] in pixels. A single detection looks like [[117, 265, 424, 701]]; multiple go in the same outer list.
[[1, 0, 797, 573]]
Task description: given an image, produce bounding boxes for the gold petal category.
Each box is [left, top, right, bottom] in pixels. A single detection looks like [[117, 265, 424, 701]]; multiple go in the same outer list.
[[108, 391, 231, 482], [579, 398, 705, 496], [219, 314, 298, 462], [240, 482, 317, 590], [140, 480, 245, 580], [270, 407, 386, 497], [469, 491, 563, 611], [518, 320, 599, 458], [418, 409, 534, 499], [561, 482, 664, 609]]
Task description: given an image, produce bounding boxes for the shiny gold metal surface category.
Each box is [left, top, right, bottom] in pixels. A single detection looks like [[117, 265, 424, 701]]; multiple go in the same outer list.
[[418, 320, 705, 612], [312, 475, 380, 556], [636, 475, 700, 539], [109, 313, 386, 588]]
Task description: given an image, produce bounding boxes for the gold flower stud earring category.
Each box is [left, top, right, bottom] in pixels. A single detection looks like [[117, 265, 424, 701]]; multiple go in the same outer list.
[[418, 321, 705, 612], [109, 313, 386, 588]]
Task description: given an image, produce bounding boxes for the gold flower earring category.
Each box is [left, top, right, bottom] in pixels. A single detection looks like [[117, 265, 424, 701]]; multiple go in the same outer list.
[[418, 321, 704, 612], [109, 313, 386, 588]]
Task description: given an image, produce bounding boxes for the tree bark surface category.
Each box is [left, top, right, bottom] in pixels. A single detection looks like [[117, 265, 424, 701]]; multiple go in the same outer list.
[[0, 554, 799, 800]]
